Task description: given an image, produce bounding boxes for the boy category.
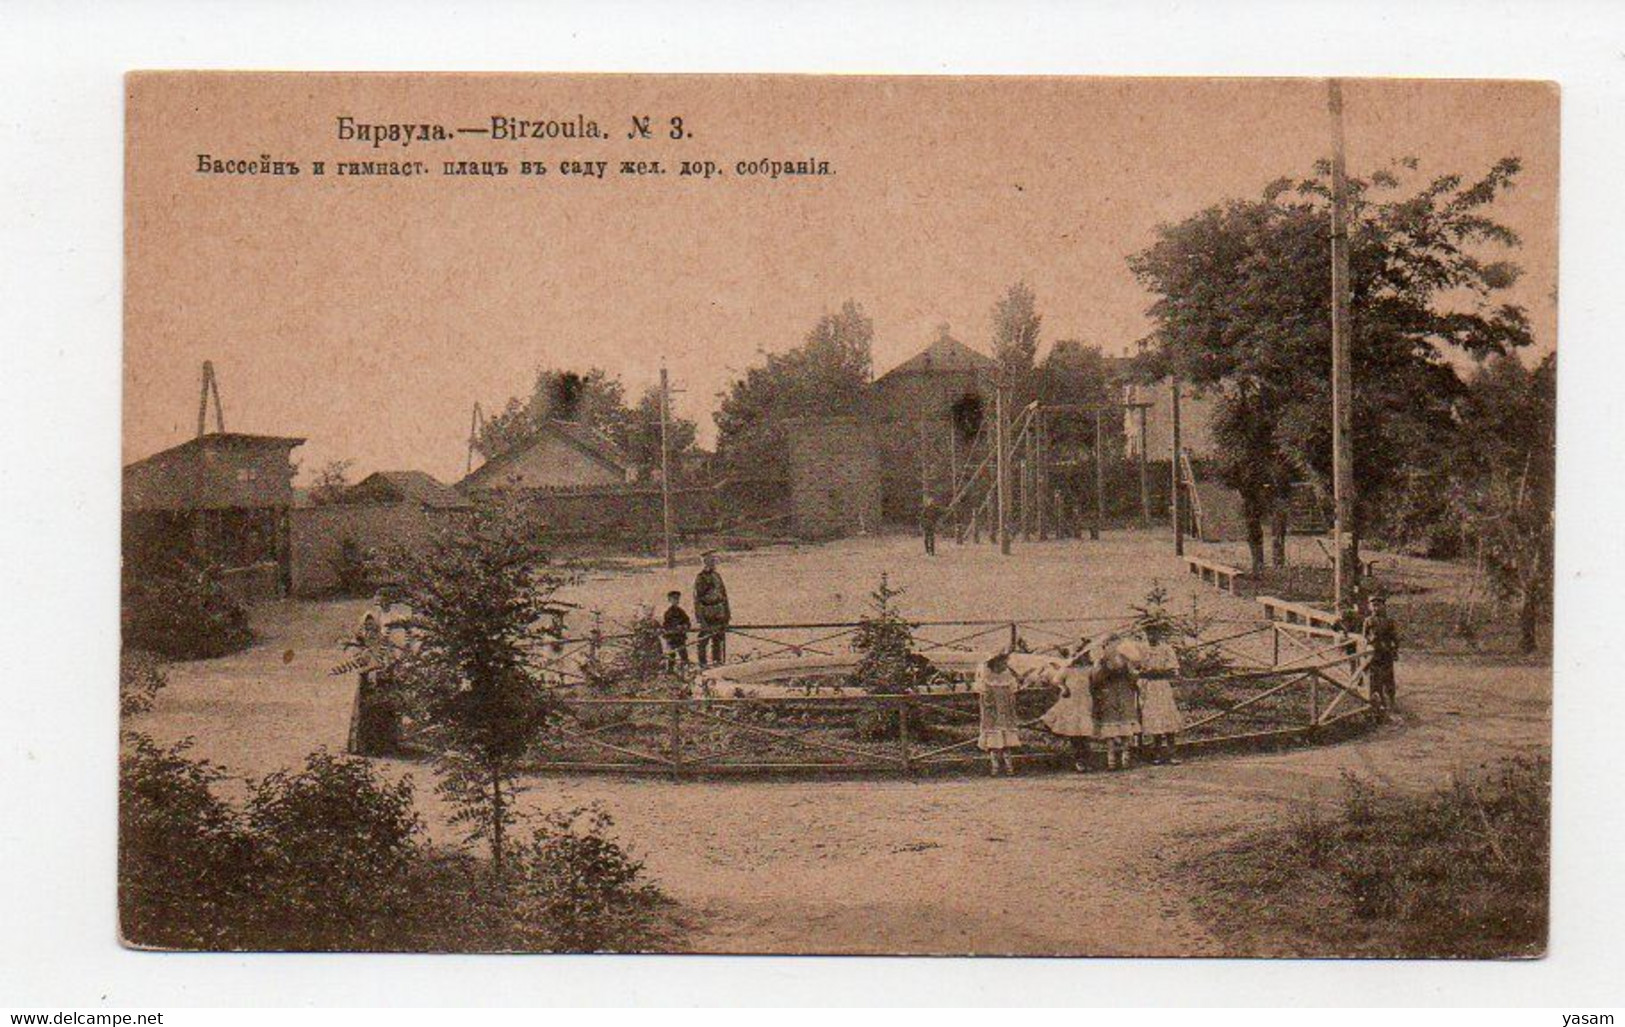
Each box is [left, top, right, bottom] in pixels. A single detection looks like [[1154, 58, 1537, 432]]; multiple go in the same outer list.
[[661, 589, 692, 672]]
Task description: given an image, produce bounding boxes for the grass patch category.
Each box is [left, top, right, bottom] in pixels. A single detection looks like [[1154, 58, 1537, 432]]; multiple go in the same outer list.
[[1183, 757, 1548, 958]]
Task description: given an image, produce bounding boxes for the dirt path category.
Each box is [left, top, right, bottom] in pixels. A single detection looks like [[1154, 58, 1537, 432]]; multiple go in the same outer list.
[[129, 532, 1550, 955]]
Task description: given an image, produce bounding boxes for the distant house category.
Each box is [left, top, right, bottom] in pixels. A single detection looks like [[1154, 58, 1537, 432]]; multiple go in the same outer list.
[[122, 432, 306, 598], [342, 470, 472, 511], [869, 331, 998, 521], [459, 419, 631, 491]]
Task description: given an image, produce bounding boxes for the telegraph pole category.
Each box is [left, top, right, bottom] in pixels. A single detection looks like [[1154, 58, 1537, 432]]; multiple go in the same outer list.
[[995, 378, 1012, 555], [659, 364, 676, 569], [196, 360, 224, 437], [1328, 79, 1358, 607], [1171, 380, 1184, 557], [1091, 402, 1105, 541]]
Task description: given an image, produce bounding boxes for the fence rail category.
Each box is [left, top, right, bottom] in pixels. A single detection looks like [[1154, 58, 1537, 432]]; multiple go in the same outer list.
[[511, 613, 1374, 777]]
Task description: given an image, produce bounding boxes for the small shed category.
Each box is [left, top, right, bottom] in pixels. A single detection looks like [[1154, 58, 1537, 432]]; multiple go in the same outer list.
[[342, 470, 472, 511], [122, 432, 305, 598]]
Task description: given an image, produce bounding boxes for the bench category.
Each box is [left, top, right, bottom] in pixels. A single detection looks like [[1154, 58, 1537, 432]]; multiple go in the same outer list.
[[1256, 594, 1342, 631], [1183, 554, 1248, 595]]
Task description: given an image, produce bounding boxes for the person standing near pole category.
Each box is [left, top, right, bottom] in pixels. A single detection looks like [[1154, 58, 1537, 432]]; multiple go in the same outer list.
[[694, 550, 731, 667], [1364, 594, 1400, 717]]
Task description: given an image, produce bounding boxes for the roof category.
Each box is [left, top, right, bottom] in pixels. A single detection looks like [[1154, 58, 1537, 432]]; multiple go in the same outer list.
[[460, 419, 630, 487], [345, 471, 471, 510], [875, 336, 998, 385], [123, 431, 307, 473]]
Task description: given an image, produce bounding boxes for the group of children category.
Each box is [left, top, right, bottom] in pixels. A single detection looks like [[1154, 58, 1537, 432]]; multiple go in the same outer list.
[[972, 635, 1184, 775]]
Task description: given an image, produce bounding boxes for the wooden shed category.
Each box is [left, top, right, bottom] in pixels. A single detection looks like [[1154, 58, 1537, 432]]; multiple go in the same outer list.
[[122, 432, 305, 599]]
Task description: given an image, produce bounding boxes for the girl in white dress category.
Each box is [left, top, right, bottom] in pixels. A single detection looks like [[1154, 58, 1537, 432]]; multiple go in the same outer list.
[[974, 650, 1023, 776]]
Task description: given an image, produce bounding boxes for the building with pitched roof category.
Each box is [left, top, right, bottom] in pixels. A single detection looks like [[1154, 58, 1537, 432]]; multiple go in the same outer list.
[[458, 419, 631, 491]]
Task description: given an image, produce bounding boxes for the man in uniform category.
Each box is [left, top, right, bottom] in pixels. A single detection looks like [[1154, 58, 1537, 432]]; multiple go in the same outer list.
[[693, 551, 731, 668], [1365, 593, 1400, 716]]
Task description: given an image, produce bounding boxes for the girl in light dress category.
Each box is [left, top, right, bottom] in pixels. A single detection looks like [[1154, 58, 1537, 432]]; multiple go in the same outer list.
[[1135, 640, 1184, 764], [974, 650, 1023, 776]]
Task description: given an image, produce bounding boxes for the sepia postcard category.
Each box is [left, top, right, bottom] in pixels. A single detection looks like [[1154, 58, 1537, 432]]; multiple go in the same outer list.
[[121, 72, 1556, 957]]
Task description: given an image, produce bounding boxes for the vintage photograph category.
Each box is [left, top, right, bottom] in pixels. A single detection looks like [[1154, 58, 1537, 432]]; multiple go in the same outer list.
[[121, 73, 1556, 957]]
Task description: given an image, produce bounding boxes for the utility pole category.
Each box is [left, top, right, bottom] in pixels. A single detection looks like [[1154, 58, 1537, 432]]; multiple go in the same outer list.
[[659, 364, 677, 569], [196, 360, 225, 437], [1171, 380, 1184, 557], [1035, 407, 1047, 541], [1092, 401, 1106, 541], [1131, 391, 1152, 528], [1328, 79, 1358, 608], [995, 378, 1011, 555]]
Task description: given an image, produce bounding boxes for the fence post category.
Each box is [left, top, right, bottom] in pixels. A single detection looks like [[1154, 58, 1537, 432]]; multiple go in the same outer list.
[[898, 697, 913, 775], [1009, 622, 1019, 650], [1309, 673, 1319, 727], [1272, 624, 1281, 667]]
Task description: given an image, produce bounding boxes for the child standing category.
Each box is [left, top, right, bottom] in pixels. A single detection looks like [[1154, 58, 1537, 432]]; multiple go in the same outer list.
[[975, 650, 1023, 776], [1136, 639, 1184, 764], [1040, 647, 1098, 772], [1090, 639, 1141, 771], [660, 589, 692, 673]]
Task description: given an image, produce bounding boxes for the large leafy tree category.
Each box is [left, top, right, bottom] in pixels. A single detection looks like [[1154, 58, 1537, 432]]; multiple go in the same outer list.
[[990, 281, 1042, 389], [1449, 354, 1556, 652], [714, 300, 874, 472], [1129, 157, 1533, 570], [474, 367, 633, 463], [622, 385, 699, 483]]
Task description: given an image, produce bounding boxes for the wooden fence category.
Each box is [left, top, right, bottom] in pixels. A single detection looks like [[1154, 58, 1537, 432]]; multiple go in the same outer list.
[[512, 614, 1374, 776]]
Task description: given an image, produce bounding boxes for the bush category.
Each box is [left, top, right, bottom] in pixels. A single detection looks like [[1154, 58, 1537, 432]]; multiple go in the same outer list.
[[243, 751, 422, 950], [119, 735, 260, 949], [1294, 757, 1549, 957], [329, 537, 375, 597], [505, 804, 671, 952], [119, 736, 678, 952], [121, 565, 251, 660], [119, 649, 168, 716]]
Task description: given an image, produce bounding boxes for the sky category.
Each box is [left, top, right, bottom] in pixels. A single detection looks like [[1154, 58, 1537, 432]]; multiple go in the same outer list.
[[124, 75, 1557, 483]]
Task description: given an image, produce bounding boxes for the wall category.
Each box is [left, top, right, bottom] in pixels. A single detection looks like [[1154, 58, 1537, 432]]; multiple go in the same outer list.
[[289, 502, 442, 596], [872, 372, 991, 522], [784, 417, 883, 539]]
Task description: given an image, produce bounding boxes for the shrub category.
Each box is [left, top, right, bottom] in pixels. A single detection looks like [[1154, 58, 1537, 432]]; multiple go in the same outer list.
[[1321, 758, 1548, 956], [119, 649, 168, 717], [119, 735, 260, 949], [329, 537, 375, 597], [505, 804, 670, 952], [121, 565, 252, 660], [243, 751, 422, 950], [849, 575, 936, 740]]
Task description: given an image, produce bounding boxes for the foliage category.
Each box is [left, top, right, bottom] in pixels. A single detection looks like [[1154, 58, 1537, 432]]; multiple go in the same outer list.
[[1130, 582, 1230, 677], [504, 804, 671, 952], [1036, 339, 1115, 448], [1128, 156, 1533, 557], [1294, 757, 1549, 956], [308, 458, 354, 506], [119, 737, 677, 952], [380, 496, 564, 875], [580, 606, 668, 689], [624, 385, 700, 482], [714, 300, 874, 471], [119, 735, 259, 949], [849, 574, 936, 740], [329, 537, 375, 598], [119, 649, 168, 717], [121, 563, 252, 660], [474, 366, 644, 465], [242, 750, 423, 949], [990, 281, 1042, 386], [1447, 354, 1556, 652]]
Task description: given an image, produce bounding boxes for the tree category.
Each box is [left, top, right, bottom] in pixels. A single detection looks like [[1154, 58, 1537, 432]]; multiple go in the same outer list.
[[622, 385, 699, 483], [1129, 157, 1533, 571], [714, 300, 874, 471], [474, 367, 632, 463], [1450, 354, 1555, 652], [309, 459, 354, 506], [990, 282, 1042, 388], [382, 497, 563, 876]]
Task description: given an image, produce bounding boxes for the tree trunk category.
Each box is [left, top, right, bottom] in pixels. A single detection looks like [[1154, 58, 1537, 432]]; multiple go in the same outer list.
[[1246, 513, 1265, 574], [1271, 507, 1288, 567], [490, 767, 506, 879], [1519, 590, 1541, 654]]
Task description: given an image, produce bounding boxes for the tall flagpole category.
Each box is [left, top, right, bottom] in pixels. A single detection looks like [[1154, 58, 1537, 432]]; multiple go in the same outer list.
[[1328, 79, 1358, 608]]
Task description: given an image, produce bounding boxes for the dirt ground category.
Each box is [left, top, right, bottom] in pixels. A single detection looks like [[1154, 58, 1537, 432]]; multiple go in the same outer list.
[[128, 529, 1551, 956]]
